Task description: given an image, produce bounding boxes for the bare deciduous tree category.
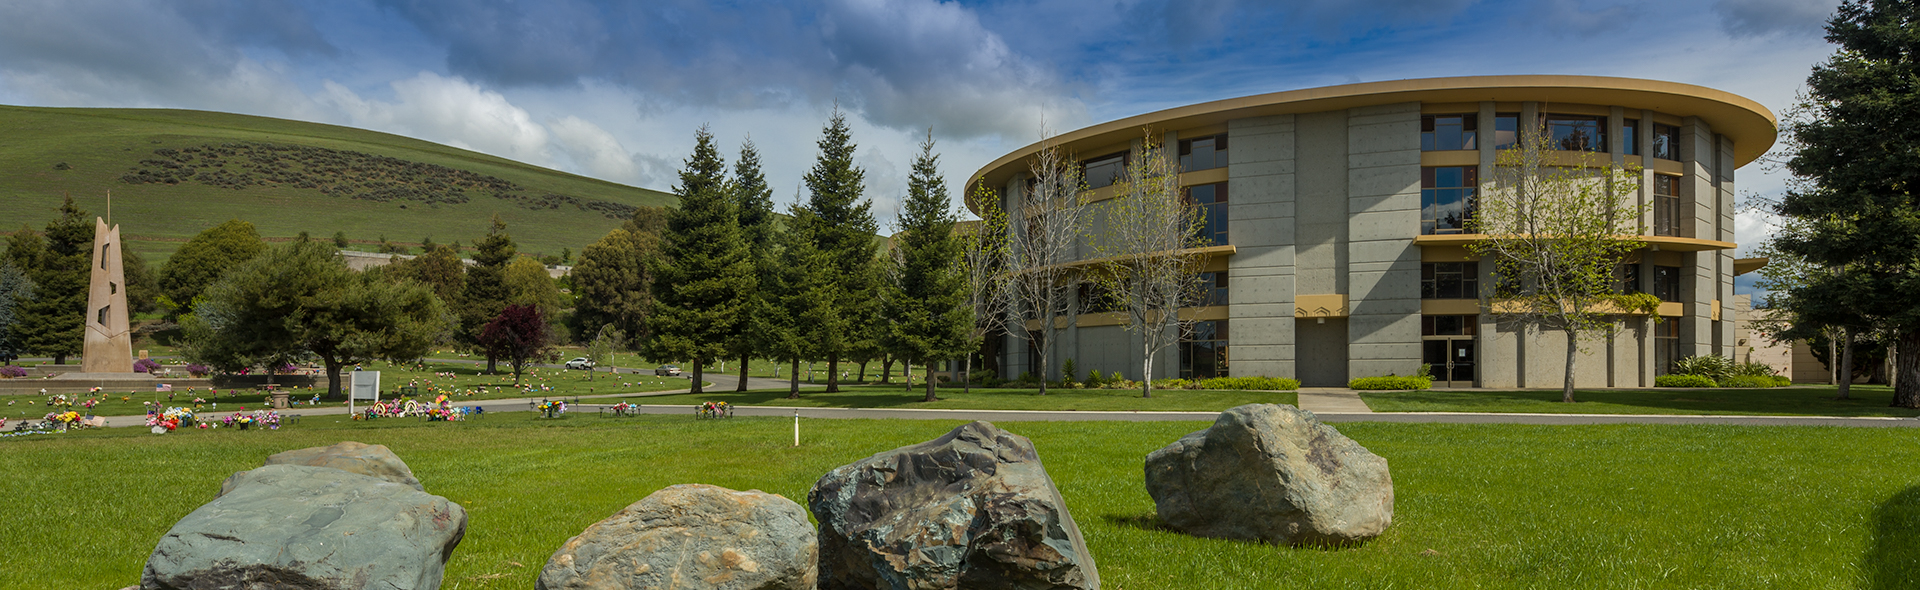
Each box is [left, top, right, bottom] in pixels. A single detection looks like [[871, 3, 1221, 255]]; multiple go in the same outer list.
[[959, 181, 1013, 394], [1092, 132, 1210, 398], [1002, 138, 1089, 395]]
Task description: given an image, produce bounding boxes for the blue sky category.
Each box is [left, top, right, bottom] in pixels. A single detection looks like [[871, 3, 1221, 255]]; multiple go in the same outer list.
[[0, 0, 1842, 294]]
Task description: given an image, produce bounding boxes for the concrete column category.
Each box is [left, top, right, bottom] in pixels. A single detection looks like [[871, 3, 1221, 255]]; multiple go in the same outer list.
[[1227, 114, 1299, 378], [1346, 102, 1423, 378], [1640, 109, 1657, 233], [1680, 117, 1717, 357], [1716, 133, 1739, 358]]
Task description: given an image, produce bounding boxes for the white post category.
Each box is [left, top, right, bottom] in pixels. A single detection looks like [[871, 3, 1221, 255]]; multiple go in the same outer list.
[[793, 409, 800, 447]]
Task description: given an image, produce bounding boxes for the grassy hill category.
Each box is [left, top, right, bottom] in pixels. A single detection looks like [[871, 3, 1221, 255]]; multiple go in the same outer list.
[[0, 105, 675, 263]]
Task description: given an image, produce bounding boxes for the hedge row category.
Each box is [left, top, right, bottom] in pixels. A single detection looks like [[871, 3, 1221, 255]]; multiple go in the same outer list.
[[1348, 375, 1433, 390]]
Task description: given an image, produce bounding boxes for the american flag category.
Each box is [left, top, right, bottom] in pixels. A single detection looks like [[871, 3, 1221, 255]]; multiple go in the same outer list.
[[156, 384, 172, 392]]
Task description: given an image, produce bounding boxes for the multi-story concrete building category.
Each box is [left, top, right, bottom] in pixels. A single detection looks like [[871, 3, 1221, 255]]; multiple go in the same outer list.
[[968, 76, 1775, 388]]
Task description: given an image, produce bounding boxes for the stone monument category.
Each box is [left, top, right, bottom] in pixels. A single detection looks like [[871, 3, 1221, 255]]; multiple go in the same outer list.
[[81, 217, 133, 374]]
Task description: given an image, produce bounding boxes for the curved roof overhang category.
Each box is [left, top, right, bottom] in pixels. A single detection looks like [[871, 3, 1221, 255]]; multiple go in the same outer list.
[[967, 75, 1778, 213]]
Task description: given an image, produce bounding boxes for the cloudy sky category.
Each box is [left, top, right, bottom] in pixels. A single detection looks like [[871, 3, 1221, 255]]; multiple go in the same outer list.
[[0, 0, 1842, 288]]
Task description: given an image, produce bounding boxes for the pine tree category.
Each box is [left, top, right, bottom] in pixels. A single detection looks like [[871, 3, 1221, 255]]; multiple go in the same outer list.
[[885, 132, 972, 401], [799, 110, 881, 393], [16, 197, 91, 364], [0, 262, 35, 365], [462, 215, 516, 373], [648, 127, 754, 394], [729, 139, 777, 390]]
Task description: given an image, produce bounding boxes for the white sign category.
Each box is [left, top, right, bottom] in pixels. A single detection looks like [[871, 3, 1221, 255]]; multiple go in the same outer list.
[[351, 371, 381, 401]]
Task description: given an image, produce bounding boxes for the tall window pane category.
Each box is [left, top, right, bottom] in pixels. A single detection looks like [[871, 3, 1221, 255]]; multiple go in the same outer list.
[[1652, 124, 1679, 160], [1543, 114, 1607, 152], [1622, 119, 1640, 156], [1653, 265, 1681, 301], [1653, 175, 1681, 237], [1422, 115, 1477, 151], [1189, 183, 1229, 246], [1084, 152, 1126, 189], [1179, 134, 1228, 171], [1494, 114, 1519, 149], [1422, 166, 1478, 234], [1181, 320, 1229, 379], [1421, 262, 1479, 299]]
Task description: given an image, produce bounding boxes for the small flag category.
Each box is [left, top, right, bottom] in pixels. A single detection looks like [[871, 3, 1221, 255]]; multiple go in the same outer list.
[[156, 384, 173, 392]]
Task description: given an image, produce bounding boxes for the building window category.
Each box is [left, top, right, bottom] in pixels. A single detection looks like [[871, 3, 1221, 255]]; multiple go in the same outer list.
[[1543, 114, 1606, 152], [1652, 124, 1680, 160], [1199, 271, 1229, 306], [1421, 315, 1478, 336], [1421, 166, 1477, 235], [1615, 263, 1642, 294], [1494, 113, 1519, 149], [1179, 134, 1228, 172], [1652, 265, 1681, 302], [1421, 262, 1479, 299], [1654, 318, 1680, 376], [1622, 118, 1640, 156], [1422, 115, 1477, 151], [1188, 183, 1229, 246], [1084, 152, 1126, 189], [1653, 175, 1681, 237], [1180, 320, 1229, 379]]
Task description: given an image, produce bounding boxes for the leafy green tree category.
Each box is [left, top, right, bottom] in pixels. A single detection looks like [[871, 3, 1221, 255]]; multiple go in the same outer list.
[[0, 262, 35, 365], [1093, 132, 1211, 398], [183, 240, 450, 395], [797, 110, 881, 392], [333, 231, 350, 249], [959, 182, 1012, 393], [1775, 0, 1920, 407], [120, 244, 159, 314], [1467, 126, 1658, 403], [647, 127, 753, 394], [160, 219, 266, 317], [504, 257, 562, 320], [885, 132, 971, 401], [1751, 228, 1871, 397], [571, 228, 651, 345], [462, 215, 516, 373], [16, 197, 93, 364], [479, 303, 552, 387], [389, 243, 466, 309], [727, 139, 778, 390]]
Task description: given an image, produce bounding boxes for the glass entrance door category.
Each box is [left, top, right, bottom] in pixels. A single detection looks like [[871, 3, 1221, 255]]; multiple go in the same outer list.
[[1422, 338, 1476, 387]]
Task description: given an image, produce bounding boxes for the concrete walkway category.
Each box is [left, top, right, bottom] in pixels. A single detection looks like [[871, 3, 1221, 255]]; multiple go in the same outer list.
[[1295, 388, 1373, 413]]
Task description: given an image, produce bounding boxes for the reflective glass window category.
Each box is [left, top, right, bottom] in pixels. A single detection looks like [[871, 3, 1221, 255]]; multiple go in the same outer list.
[[1421, 262, 1479, 299], [1422, 115, 1478, 151], [1653, 175, 1681, 237], [1421, 166, 1478, 234], [1188, 183, 1229, 246], [1652, 124, 1680, 160], [1494, 114, 1519, 149], [1179, 134, 1228, 171], [1084, 152, 1126, 189], [1543, 114, 1607, 152], [1622, 119, 1640, 156]]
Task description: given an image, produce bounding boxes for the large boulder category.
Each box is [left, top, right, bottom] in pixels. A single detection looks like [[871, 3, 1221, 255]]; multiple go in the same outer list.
[[809, 421, 1098, 590], [1145, 403, 1393, 545], [537, 484, 816, 590], [143, 464, 468, 590], [219, 441, 421, 496]]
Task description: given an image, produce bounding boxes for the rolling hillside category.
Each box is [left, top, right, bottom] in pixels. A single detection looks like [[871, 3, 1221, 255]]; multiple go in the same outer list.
[[0, 105, 675, 262]]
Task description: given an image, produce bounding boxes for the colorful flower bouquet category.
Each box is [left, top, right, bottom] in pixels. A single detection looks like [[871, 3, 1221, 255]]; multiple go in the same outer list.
[[145, 407, 194, 431], [221, 410, 281, 430], [697, 401, 732, 419], [537, 400, 567, 418]]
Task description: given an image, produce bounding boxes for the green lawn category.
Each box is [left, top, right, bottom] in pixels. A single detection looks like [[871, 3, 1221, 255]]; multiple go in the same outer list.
[[6, 360, 690, 421], [629, 383, 1298, 412], [3, 415, 1916, 589], [1362, 385, 1920, 417]]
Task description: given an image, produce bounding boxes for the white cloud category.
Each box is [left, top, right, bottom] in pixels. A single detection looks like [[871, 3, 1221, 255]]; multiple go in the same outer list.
[[321, 72, 552, 165], [548, 115, 639, 184]]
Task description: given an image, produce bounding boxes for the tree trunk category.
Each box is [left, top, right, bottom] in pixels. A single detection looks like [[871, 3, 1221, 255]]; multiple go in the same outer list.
[[1037, 352, 1049, 396], [323, 357, 345, 399], [788, 359, 802, 399], [924, 363, 938, 402], [1894, 330, 1920, 408], [53, 354, 65, 365], [858, 360, 869, 384], [1561, 328, 1578, 403], [736, 354, 750, 392], [963, 354, 973, 394], [826, 358, 839, 393], [1838, 328, 1855, 400], [691, 358, 704, 394], [1829, 334, 1839, 386], [880, 356, 894, 383], [1140, 343, 1154, 399]]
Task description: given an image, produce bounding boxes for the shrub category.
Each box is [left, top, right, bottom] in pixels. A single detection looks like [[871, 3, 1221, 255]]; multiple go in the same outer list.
[[1655, 374, 1718, 388], [1771, 375, 1793, 387], [133, 358, 161, 373], [967, 369, 996, 384], [1084, 370, 1104, 388], [1152, 378, 1193, 390], [1016, 371, 1039, 384], [1718, 375, 1780, 388], [0, 365, 27, 378], [1671, 355, 1735, 382], [1197, 376, 1302, 391], [1062, 359, 1078, 384], [1349, 375, 1432, 390], [185, 363, 212, 378], [1731, 361, 1780, 377]]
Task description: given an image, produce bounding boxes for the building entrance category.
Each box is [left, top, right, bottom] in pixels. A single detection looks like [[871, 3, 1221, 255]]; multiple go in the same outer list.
[[1422, 338, 1475, 387]]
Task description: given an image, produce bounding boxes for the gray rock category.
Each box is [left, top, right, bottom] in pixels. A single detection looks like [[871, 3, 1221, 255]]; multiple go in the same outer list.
[[219, 441, 421, 496], [537, 484, 816, 590], [142, 464, 467, 590], [809, 421, 1098, 590], [1145, 403, 1393, 545]]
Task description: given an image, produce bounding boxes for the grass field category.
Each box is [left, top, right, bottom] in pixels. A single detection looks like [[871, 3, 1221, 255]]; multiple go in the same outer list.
[[1362, 385, 1920, 417], [5, 360, 690, 421], [3, 415, 1915, 589], [0, 105, 674, 261], [634, 384, 1299, 412]]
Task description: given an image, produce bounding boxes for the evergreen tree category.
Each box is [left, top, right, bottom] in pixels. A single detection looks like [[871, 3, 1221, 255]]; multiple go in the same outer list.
[[647, 127, 754, 394], [570, 228, 650, 344], [798, 110, 881, 392], [120, 244, 159, 314], [885, 132, 972, 401], [728, 138, 777, 390], [1777, 0, 1920, 407], [16, 197, 91, 364], [462, 215, 517, 373], [0, 262, 35, 365], [159, 219, 266, 316]]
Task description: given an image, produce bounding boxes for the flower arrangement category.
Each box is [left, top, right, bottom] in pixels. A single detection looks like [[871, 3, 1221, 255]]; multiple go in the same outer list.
[[47, 394, 73, 408], [47, 411, 81, 427], [698, 401, 732, 419], [537, 400, 567, 418], [133, 358, 161, 373], [0, 365, 26, 378]]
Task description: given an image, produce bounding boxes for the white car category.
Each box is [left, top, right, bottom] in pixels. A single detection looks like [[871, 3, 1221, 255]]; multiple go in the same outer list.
[[564, 357, 596, 370]]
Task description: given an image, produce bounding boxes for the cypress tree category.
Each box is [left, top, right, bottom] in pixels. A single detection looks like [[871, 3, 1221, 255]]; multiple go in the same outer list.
[[648, 127, 753, 394], [729, 139, 777, 390], [16, 197, 91, 364], [799, 110, 880, 393], [886, 132, 971, 401], [463, 215, 516, 373]]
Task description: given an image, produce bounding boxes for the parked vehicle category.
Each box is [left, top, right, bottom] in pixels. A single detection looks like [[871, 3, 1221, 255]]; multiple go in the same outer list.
[[564, 358, 595, 370], [655, 364, 682, 377]]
